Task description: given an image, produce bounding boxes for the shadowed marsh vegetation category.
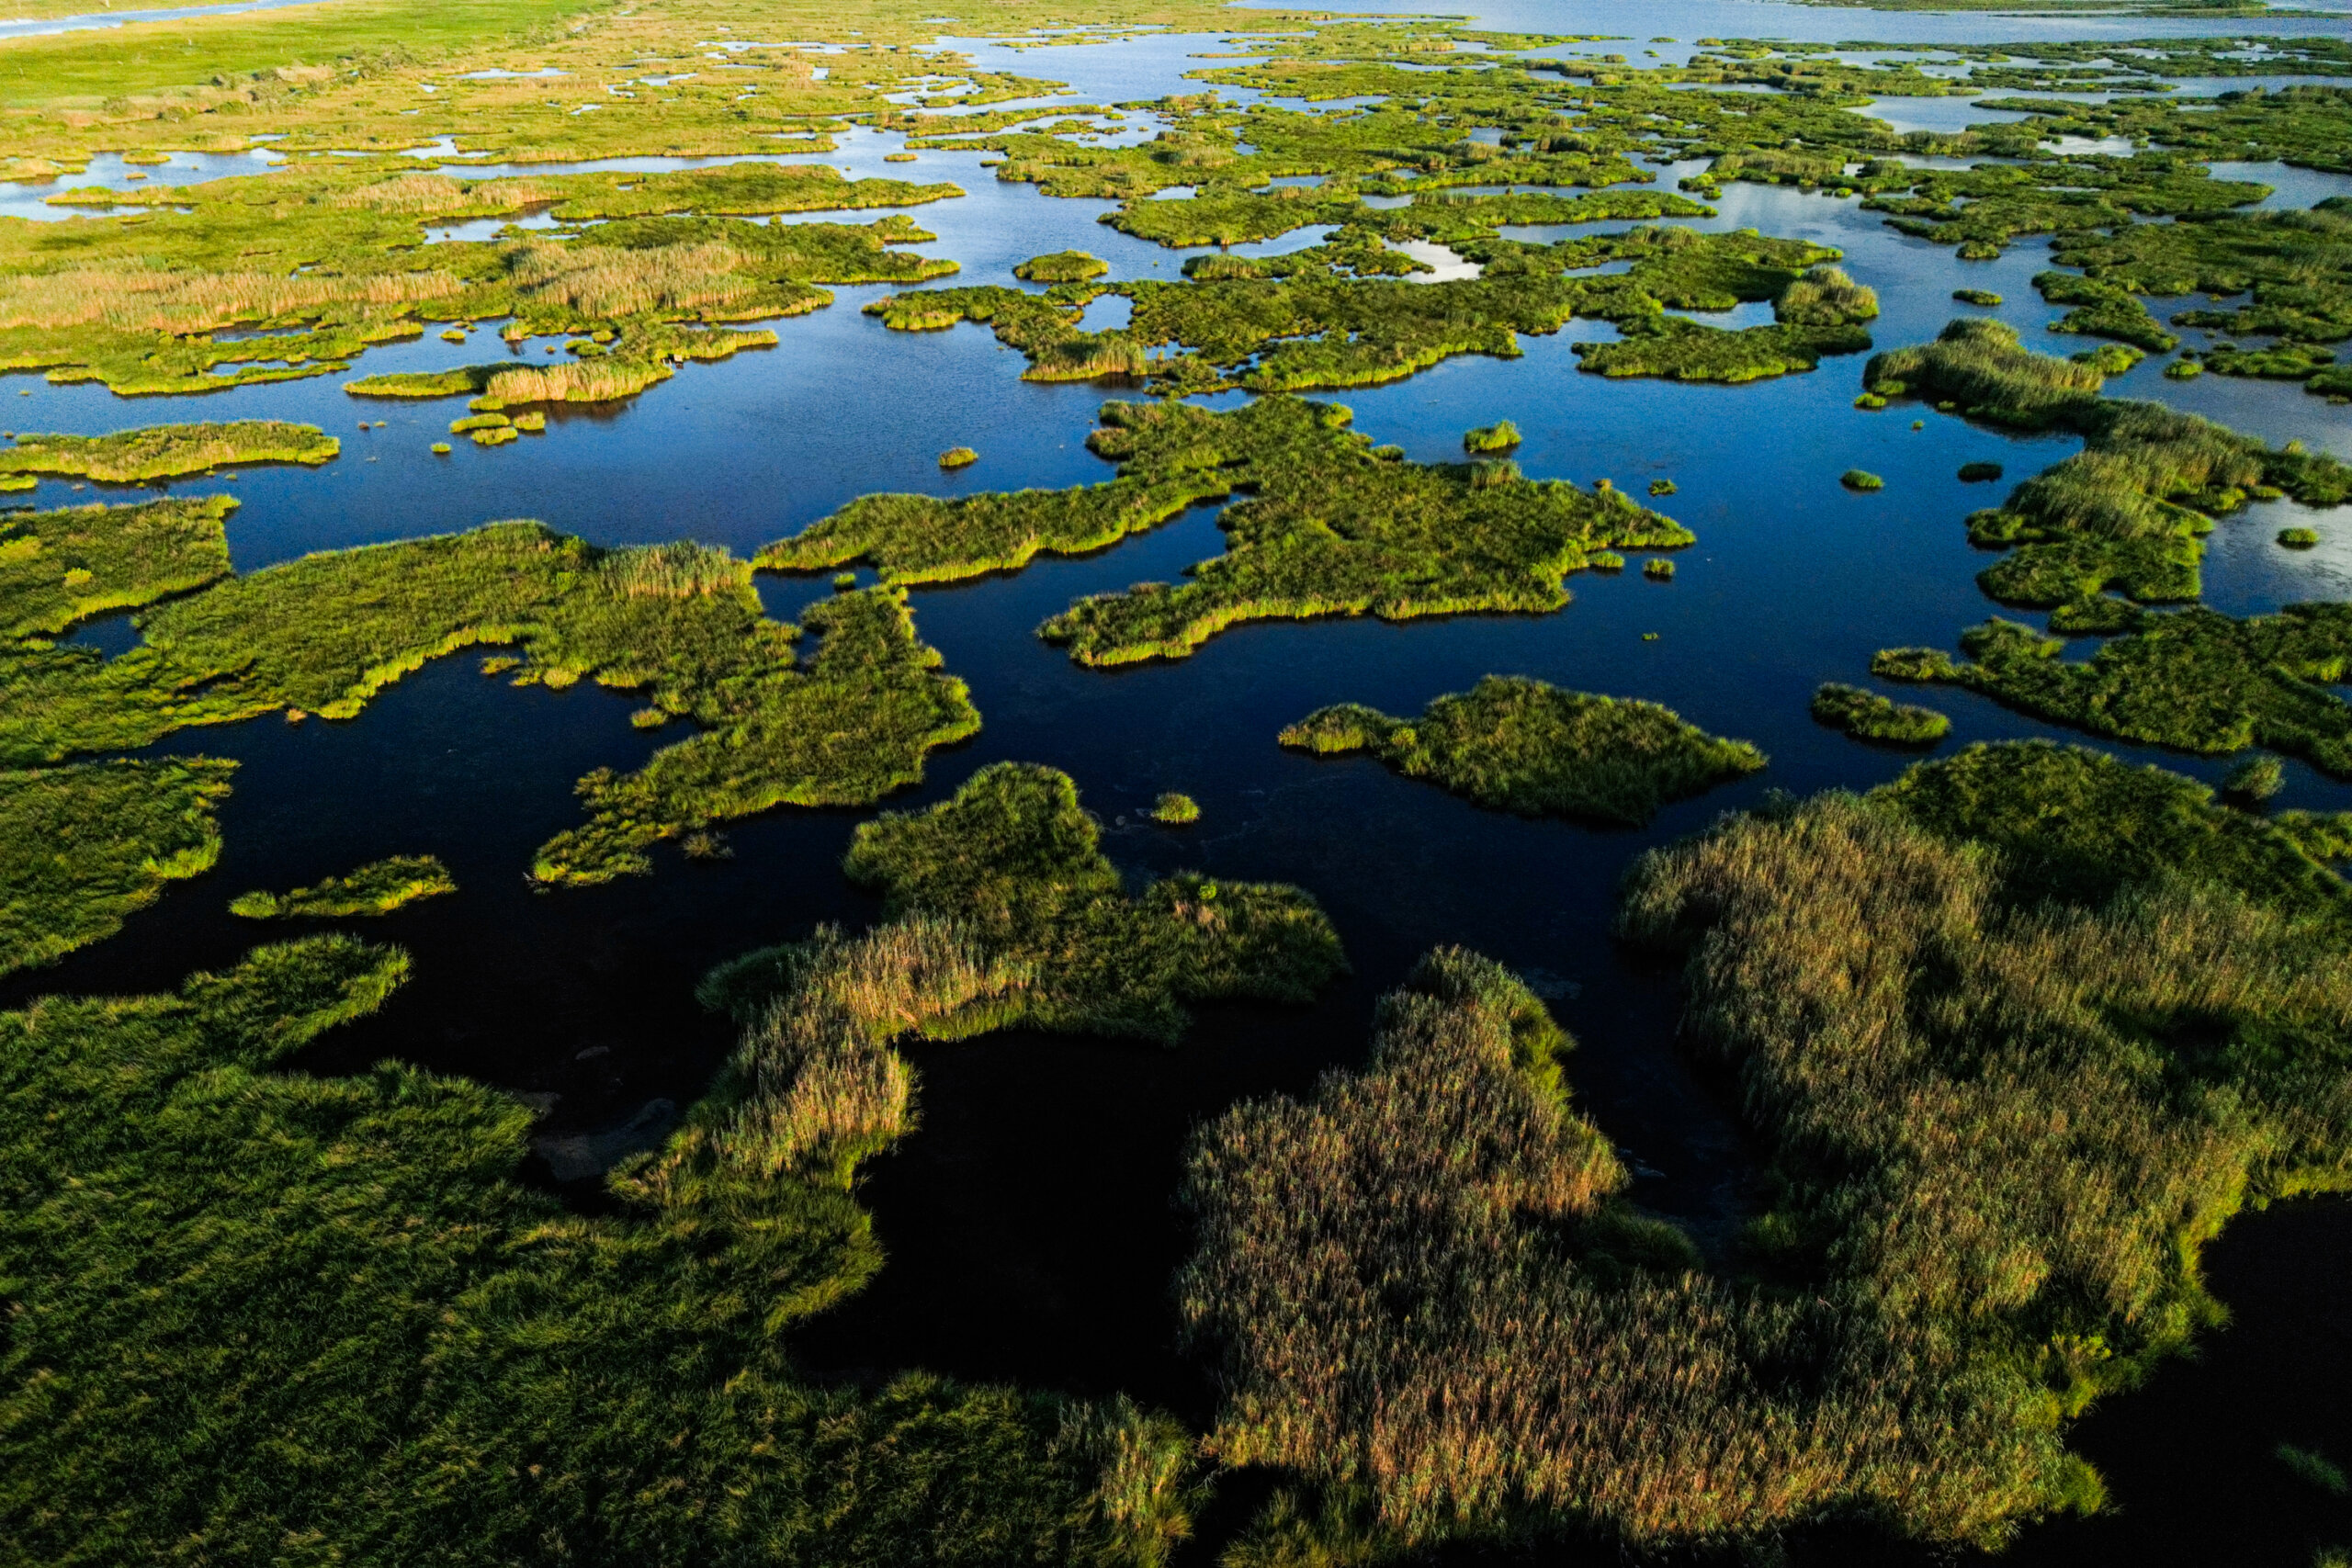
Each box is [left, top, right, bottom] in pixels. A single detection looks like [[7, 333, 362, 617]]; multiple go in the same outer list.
[[1811, 682, 1951, 746], [0, 916, 1228, 1566], [768, 395, 1691, 667], [1278, 675, 1765, 826], [229, 854, 456, 919], [0, 756, 232, 976], [1182, 741, 2352, 1559]]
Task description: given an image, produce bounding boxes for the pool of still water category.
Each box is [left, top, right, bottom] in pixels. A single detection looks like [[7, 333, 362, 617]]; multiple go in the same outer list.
[[5, 9, 2351, 1562]]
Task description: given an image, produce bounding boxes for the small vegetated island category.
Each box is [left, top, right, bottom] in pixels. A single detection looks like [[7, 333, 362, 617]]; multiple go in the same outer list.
[[0, 764, 1342, 1566], [1278, 675, 1766, 826], [1181, 739, 2352, 1560], [229, 854, 456, 919], [764, 397, 1692, 665], [0, 422, 338, 488]]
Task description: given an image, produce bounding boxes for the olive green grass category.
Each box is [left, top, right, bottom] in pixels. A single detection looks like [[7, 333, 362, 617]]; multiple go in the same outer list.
[[1277, 675, 1764, 827], [765, 396, 1690, 667], [2223, 754, 2286, 805], [1811, 682, 1951, 746], [1871, 321, 2351, 615], [938, 446, 978, 469], [1953, 288, 2004, 306], [1148, 791, 1201, 825], [1182, 743, 2352, 1557], [0, 904, 1228, 1567], [2166, 357, 2205, 380], [1874, 604, 2352, 773], [0, 494, 232, 639], [1644, 558, 1675, 581], [830, 763, 1342, 1043], [0, 423, 336, 485], [0, 756, 232, 976], [1647, 479, 1677, 496], [1842, 469, 1884, 491], [229, 854, 455, 919], [0, 521, 978, 886], [2279, 1445, 2351, 1496], [2281, 526, 2321, 547], [1013, 250, 1111, 283], [1463, 420, 1521, 454]]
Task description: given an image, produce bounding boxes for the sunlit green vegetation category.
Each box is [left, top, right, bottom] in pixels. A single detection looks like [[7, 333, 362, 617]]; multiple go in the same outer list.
[[1843, 468, 1884, 491], [1183, 742, 2352, 1557], [1014, 250, 1110, 283], [768, 395, 1689, 664], [1278, 675, 1763, 825], [1775, 265, 1878, 326], [1643, 557, 1676, 581], [1811, 682, 1950, 746], [1463, 420, 1520, 453], [0, 494, 232, 639], [2282, 526, 2322, 547], [0, 756, 232, 976], [1875, 604, 2352, 773], [1148, 791, 1200, 825], [0, 521, 977, 885], [0, 423, 335, 483], [230, 854, 456, 919], [1955, 289, 2004, 307], [938, 446, 978, 468], [1867, 318, 2109, 429], [836, 763, 1343, 1043]]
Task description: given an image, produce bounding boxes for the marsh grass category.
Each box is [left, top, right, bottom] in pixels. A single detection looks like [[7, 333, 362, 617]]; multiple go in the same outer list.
[[229, 854, 454, 919], [0, 756, 232, 975], [1842, 468, 1884, 491], [1462, 420, 1520, 454], [770, 397, 1690, 666], [0, 899, 1213, 1567], [2279, 1444, 2351, 1496], [1278, 675, 1764, 826], [1775, 264, 1879, 326], [1185, 740, 2352, 1557], [1148, 791, 1200, 825], [0, 494, 232, 639], [837, 762, 1343, 1043], [938, 446, 978, 469], [0, 422, 336, 484], [1811, 682, 1951, 746], [1014, 250, 1111, 283]]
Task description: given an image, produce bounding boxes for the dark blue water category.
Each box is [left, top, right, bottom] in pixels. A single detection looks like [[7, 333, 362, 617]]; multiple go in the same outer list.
[[8, 13, 2352, 1562]]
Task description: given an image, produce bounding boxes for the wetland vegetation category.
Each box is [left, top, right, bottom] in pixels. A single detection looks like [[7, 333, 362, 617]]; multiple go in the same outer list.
[[0, 423, 336, 485], [0, 756, 232, 976], [1183, 740, 2352, 1559], [229, 854, 457, 919], [1279, 675, 1766, 826]]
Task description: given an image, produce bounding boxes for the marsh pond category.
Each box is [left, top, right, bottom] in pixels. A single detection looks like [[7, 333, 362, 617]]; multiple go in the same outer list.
[[6, 0, 2352, 1562]]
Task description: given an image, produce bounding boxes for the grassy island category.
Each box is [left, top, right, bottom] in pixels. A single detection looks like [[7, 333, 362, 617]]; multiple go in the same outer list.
[[0, 423, 337, 485], [230, 854, 456, 919], [1278, 676, 1765, 825], [0, 495, 233, 639], [1868, 321, 2352, 615], [0, 756, 232, 976], [828, 763, 1343, 1043], [1812, 682, 1951, 745], [0, 520, 978, 886], [1181, 740, 2352, 1559], [1013, 250, 1111, 283], [766, 396, 1690, 666], [1875, 604, 2352, 773]]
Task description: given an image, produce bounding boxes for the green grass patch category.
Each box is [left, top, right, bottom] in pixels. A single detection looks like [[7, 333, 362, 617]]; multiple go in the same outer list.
[[1148, 791, 1200, 825], [1278, 675, 1764, 826], [1463, 420, 1521, 453], [938, 446, 978, 468], [229, 854, 455, 919], [1013, 250, 1110, 283], [0, 423, 335, 484], [0, 756, 231, 976], [1811, 682, 1950, 746], [0, 494, 232, 638], [2281, 526, 2321, 547], [1842, 468, 1884, 491]]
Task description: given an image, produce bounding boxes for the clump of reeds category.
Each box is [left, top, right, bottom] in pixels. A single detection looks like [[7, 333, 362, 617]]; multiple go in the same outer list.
[[1811, 682, 1950, 746], [1148, 791, 1200, 825], [938, 446, 978, 468], [1775, 264, 1879, 326], [1463, 420, 1521, 454], [229, 854, 455, 919]]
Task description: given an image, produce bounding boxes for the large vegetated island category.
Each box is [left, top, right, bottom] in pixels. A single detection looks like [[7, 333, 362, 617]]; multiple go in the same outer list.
[[1181, 740, 2352, 1560], [764, 395, 1692, 666]]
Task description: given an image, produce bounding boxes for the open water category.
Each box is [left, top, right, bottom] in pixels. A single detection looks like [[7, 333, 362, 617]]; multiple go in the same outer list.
[[6, 8, 2351, 1562]]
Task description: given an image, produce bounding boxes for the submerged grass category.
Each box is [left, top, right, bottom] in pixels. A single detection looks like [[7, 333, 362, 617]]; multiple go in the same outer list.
[[1278, 675, 1765, 826], [1183, 741, 2352, 1556], [229, 854, 455, 919], [0, 756, 232, 976]]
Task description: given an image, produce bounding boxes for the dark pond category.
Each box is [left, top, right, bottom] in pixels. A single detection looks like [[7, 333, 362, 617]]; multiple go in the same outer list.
[[7, 10, 2351, 1562]]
